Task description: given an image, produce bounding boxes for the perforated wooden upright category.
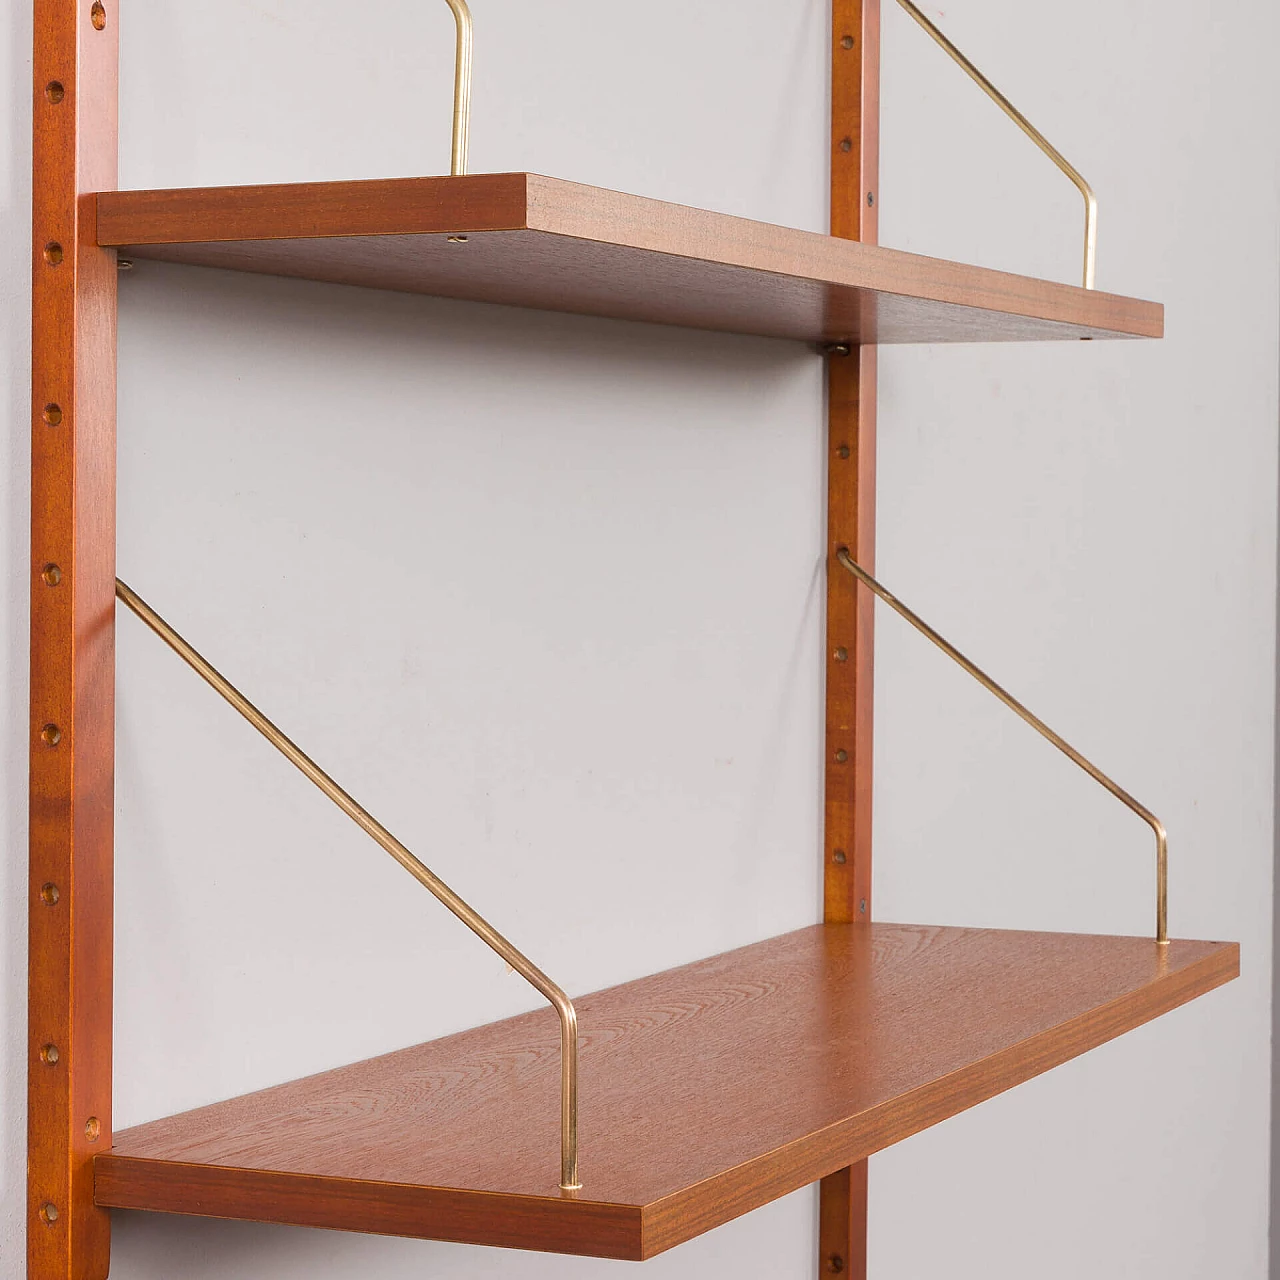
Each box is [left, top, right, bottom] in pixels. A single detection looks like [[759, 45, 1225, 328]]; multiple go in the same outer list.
[[28, 3, 1236, 1278]]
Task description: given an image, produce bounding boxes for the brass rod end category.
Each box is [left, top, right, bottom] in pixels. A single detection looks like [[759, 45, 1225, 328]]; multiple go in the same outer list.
[[444, 0, 473, 176]]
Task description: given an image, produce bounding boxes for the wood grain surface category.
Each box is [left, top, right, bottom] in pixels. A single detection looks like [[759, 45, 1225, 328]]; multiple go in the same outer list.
[[94, 174, 1163, 345], [822, 1, 881, 1273], [95, 923, 1236, 1259], [29, 3, 118, 1279]]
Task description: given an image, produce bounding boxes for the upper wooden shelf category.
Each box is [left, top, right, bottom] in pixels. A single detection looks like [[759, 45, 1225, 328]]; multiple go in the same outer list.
[[95, 174, 1163, 345], [95, 921, 1233, 1260]]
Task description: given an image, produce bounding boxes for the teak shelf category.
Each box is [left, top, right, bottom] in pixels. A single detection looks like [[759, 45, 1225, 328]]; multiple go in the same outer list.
[[28, 0, 1235, 1277], [94, 925, 1236, 1260], [95, 174, 1163, 344]]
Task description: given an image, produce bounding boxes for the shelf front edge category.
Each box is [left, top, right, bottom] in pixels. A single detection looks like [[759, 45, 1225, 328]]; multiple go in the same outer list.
[[637, 935, 1237, 1257], [93, 1160, 646, 1260]]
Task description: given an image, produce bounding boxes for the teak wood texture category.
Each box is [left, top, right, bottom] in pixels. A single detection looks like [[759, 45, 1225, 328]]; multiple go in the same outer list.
[[94, 174, 1163, 345], [822, 1, 881, 1275], [29, 1, 118, 1278], [94, 923, 1237, 1260]]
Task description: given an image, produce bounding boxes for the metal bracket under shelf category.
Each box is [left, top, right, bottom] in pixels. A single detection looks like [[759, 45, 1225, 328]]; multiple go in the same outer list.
[[893, 0, 1099, 289], [114, 577, 581, 1192], [442, 0, 473, 176], [834, 549, 1168, 943], [114, 538, 1169, 1203]]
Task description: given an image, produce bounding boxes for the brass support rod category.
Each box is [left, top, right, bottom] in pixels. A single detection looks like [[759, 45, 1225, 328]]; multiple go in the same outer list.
[[114, 578, 581, 1190], [834, 550, 1168, 943], [443, 0, 473, 175], [893, 0, 1098, 289]]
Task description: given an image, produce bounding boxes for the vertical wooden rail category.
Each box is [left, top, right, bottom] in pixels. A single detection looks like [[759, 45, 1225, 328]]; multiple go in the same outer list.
[[819, 2, 879, 1278], [29, 1, 118, 1278]]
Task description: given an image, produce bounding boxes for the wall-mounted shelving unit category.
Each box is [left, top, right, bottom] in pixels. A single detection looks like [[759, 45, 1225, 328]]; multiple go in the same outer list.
[[27, 1, 1236, 1278]]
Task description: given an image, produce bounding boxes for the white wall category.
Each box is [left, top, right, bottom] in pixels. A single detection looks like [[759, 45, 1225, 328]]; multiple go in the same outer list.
[[2, 2, 1277, 1278]]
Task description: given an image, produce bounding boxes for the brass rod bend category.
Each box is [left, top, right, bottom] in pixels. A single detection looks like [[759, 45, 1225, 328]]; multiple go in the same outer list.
[[834, 549, 1167, 942], [115, 576, 581, 1190], [894, 0, 1098, 289], [442, 0, 473, 175]]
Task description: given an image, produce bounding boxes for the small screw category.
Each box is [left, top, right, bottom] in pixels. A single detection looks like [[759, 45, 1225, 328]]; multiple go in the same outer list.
[[43, 242, 64, 266], [841, 34, 854, 49], [45, 81, 65, 103], [837, 444, 850, 459], [84, 1116, 102, 1142], [43, 403, 63, 426], [839, 137, 852, 153], [828, 1255, 845, 1274], [834, 646, 848, 662], [824, 343, 851, 357], [447, 234, 469, 244], [40, 883, 60, 906], [833, 849, 847, 865], [859, 898, 867, 914], [40, 1203, 58, 1224], [835, 749, 848, 764], [42, 564, 62, 586], [90, 2, 106, 30], [41, 724, 62, 747], [117, 258, 134, 271], [40, 1044, 60, 1065], [867, 191, 875, 207]]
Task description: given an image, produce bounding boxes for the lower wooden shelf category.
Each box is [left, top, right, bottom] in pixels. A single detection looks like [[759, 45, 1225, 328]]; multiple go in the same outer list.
[[95, 922, 1236, 1260]]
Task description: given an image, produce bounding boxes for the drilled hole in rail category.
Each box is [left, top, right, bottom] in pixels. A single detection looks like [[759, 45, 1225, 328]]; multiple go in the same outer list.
[[40, 883, 59, 906], [90, 2, 106, 30], [43, 242, 63, 266], [45, 81, 65, 103], [42, 403, 62, 426]]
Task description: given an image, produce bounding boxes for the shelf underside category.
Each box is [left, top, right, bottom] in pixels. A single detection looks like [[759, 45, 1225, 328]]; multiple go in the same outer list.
[[96, 173, 1163, 345], [96, 922, 1234, 1259]]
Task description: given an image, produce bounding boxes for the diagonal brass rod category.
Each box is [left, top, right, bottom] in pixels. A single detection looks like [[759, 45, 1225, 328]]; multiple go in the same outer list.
[[834, 550, 1167, 943], [442, 0, 473, 175], [114, 578, 581, 1191], [894, 0, 1098, 289]]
